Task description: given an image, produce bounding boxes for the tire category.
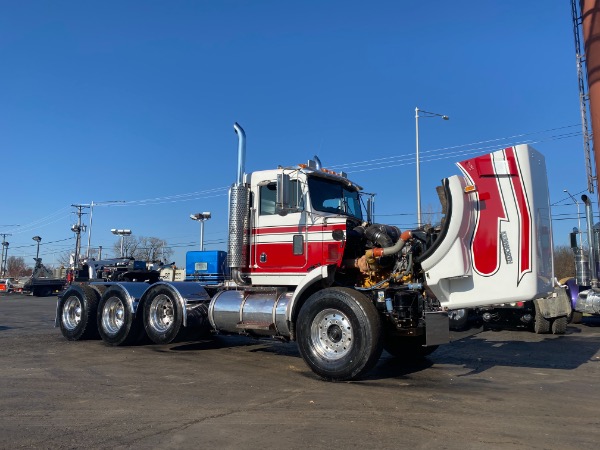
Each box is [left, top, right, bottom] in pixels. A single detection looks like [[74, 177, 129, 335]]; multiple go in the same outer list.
[[143, 286, 185, 345], [552, 316, 567, 335], [383, 334, 438, 359], [448, 308, 469, 331], [296, 287, 383, 381], [58, 285, 101, 340], [570, 311, 583, 324], [97, 287, 145, 346], [533, 302, 550, 334]]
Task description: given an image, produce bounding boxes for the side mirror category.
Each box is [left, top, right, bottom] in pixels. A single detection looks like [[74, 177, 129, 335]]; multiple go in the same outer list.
[[366, 197, 373, 223], [570, 231, 578, 250], [276, 173, 291, 216]]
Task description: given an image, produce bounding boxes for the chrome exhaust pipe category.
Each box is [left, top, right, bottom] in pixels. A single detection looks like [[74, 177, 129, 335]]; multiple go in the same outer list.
[[582, 195, 598, 288], [227, 123, 250, 285], [233, 122, 246, 186]]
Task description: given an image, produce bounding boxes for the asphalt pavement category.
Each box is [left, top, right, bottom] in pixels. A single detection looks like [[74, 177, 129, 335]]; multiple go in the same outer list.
[[1, 293, 599, 449]]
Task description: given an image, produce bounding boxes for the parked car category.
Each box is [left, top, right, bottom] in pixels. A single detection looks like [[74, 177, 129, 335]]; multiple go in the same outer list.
[[0, 277, 15, 293]]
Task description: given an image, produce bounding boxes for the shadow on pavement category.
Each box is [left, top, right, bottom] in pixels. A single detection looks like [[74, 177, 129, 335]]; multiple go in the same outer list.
[[154, 322, 600, 380]]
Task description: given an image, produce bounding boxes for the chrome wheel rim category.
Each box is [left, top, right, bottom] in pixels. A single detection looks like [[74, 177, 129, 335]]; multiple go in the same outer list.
[[62, 296, 82, 330], [310, 308, 353, 360], [149, 294, 174, 333], [102, 296, 125, 336]]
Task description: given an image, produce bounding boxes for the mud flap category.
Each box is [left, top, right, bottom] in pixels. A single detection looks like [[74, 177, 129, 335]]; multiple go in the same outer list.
[[425, 311, 450, 346], [534, 287, 572, 320]]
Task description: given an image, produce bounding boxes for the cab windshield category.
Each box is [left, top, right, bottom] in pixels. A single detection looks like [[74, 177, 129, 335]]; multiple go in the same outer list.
[[307, 176, 363, 220]]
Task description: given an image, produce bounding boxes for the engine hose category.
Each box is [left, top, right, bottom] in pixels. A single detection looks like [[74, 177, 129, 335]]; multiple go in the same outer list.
[[366, 230, 412, 259], [402, 252, 413, 276], [365, 224, 402, 248]]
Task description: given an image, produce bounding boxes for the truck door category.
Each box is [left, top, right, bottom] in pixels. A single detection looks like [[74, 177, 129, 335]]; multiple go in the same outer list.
[[252, 181, 308, 272]]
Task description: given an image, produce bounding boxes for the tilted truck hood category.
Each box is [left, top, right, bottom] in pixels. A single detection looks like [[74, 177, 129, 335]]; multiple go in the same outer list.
[[421, 145, 553, 310]]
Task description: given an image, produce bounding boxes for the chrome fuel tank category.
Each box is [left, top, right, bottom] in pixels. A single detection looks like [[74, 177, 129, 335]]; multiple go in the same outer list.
[[208, 289, 292, 337]]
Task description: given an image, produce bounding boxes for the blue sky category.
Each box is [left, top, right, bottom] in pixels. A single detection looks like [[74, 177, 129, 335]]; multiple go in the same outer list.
[[0, 1, 588, 267]]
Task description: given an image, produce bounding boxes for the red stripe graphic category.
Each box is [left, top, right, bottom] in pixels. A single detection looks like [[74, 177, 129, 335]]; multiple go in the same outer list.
[[458, 153, 507, 276], [504, 147, 532, 282], [458, 148, 532, 282]]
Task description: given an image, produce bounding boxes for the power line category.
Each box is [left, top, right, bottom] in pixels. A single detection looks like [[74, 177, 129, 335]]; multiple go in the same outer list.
[[7, 236, 75, 250], [330, 124, 580, 171], [344, 130, 583, 174]]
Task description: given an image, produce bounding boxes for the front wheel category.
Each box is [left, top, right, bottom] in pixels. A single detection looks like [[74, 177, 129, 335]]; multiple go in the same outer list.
[[296, 288, 382, 381]]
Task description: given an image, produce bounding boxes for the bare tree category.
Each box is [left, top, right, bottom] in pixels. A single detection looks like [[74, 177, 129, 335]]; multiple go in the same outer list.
[[56, 250, 73, 267], [112, 235, 139, 259], [554, 245, 575, 281], [112, 236, 173, 262], [136, 237, 173, 262], [422, 204, 442, 227], [6, 256, 33, 278]]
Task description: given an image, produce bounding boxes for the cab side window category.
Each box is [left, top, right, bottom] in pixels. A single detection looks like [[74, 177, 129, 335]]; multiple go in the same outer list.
[[259, 180, 302, 216], [260, 183, 277, 215]]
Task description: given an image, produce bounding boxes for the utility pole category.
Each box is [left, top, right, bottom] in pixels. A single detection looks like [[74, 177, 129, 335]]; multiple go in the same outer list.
[[0, 233, 11, 277], [86, 200, 125, 259], [71, 205, 88, 269]]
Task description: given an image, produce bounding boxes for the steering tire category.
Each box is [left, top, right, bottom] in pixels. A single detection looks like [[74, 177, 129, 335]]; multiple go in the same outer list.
[[296, 287, 382, 381]]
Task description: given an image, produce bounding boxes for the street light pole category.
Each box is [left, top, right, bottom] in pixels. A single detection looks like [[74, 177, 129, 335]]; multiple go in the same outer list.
[[86, 201, 94, 259], [87, 200, 125, 259], [190, 212, 212, 251], [111, 229, 132, 257], [415, 107, 449, 228], [415, 107, 421, 227], [32, 236, 42, 260]]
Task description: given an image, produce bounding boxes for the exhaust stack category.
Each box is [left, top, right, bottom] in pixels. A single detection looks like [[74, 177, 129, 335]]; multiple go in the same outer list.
[[234, 122, 246, 186], [227, 123, 250, 284]]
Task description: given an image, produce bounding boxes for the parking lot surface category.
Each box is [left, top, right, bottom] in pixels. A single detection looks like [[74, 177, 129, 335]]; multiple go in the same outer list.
[[1, 293, 600, 449]]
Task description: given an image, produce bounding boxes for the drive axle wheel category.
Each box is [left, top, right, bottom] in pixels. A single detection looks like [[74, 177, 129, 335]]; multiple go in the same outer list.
[[143, 287, 185, 345], [296, 288, 382, 381], [58, 285, 101, 340], [552, 316, 567, 335], [97, 288, 144, 346], [533, 302, 550, 334]]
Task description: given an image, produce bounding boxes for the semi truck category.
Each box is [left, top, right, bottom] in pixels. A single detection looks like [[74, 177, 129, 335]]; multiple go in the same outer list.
[[56, 123, 569, 381], [563, 194, 600, 322], [12, 258, 65, 297]]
